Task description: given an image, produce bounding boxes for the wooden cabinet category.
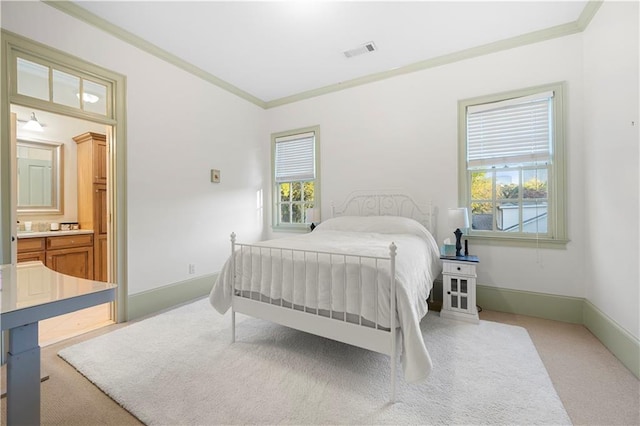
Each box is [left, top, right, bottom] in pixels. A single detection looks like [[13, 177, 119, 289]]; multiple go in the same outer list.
[[46, 239, 94, 280], [17, 234, 94, 280], [74, 132, 108, 282], [17, 237, 46, 263]]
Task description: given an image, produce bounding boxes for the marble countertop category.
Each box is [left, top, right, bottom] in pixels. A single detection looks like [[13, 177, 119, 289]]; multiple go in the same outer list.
[[17, 229, 94, 239], [0, 260, 116, 325]]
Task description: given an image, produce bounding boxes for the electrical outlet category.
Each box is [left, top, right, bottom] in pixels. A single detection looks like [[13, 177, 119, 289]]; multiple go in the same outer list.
[[188, 264, 196, 274]]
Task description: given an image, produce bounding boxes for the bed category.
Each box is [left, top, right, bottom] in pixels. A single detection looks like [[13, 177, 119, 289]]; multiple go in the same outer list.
[[209, 192, 441, 401]]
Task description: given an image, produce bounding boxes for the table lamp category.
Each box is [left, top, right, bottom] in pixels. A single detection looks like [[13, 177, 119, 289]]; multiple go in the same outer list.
[[448, 207, 469, 257], [306, 208, 318, 231]]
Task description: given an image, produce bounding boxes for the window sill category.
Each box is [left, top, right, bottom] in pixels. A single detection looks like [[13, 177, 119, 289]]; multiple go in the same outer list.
[[272, 225, 311, 234], [465, 234, 569, 249]]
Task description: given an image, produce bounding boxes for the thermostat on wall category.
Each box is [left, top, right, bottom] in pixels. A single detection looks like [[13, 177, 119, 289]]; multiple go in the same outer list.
[[211, 169, 220, 183]]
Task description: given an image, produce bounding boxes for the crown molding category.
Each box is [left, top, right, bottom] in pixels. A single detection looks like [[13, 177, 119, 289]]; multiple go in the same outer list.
[[44, 0, 603, 110]]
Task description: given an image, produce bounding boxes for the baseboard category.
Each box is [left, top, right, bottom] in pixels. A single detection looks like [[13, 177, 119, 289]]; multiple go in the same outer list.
[[477, 285, 583, 324], [126, 278, 638, 379], [583, 300, 640, 378], [127, 274, 216, 321], [477, 285, 639, 379]]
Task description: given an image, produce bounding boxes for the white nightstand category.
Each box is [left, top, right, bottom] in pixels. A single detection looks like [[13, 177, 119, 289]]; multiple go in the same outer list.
[[440, 255, 479, 323]]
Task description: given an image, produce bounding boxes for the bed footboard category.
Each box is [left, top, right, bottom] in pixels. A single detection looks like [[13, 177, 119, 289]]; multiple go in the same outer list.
[[229, 232, 399, 402]]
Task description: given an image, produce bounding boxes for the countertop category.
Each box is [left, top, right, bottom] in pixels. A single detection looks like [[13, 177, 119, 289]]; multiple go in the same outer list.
[[1, 261, 116, 318], [17, 229, 94, 239]]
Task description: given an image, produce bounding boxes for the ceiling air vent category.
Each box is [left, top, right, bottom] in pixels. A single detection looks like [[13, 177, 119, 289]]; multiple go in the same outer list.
[[343, 41, 377, 58]]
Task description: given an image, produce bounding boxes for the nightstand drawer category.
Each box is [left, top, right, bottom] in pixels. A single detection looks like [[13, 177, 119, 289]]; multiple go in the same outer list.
[[443, 262, 475, 276]]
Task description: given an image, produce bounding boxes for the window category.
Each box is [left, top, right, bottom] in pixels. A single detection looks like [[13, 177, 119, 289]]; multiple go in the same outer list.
[[458, 83, 567, 244], [272, 126, 320, 231], [15, 55, 110, 117]]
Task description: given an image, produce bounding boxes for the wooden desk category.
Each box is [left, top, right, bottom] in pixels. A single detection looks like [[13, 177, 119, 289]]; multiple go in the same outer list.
[[0, 261, 116, 425]]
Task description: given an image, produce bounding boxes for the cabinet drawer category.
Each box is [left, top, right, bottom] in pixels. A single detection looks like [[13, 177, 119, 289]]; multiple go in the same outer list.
[[18, 237, 46, 253], [46, 234, 94, 250], [18, 251, 46, 263], [443, 262, 476, 276]]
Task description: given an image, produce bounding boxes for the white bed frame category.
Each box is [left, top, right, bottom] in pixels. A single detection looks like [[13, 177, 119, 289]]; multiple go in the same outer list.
[[229, 191, 435, 402]]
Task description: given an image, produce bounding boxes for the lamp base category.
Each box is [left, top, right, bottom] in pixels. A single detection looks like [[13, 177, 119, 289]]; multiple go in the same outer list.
[[454, 228, 463, 257]]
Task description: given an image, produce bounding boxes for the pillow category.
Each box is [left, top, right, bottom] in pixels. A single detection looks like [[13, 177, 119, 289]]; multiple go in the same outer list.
[[315, 215, 432, 240]]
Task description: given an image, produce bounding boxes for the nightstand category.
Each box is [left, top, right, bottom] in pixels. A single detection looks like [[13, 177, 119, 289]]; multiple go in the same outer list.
[[440, 255, 479, 323]]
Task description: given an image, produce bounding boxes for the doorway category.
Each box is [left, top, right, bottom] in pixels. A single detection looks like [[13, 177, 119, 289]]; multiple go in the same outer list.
[[1, 31, 128, 329], [12, 105, 115, 345]]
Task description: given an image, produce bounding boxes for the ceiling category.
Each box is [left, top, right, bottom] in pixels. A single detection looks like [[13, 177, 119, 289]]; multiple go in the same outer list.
[[71, 1, 590, 104]]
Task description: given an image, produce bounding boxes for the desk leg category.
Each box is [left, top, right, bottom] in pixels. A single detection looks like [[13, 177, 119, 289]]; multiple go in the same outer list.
[[7, 322, 40, 426]]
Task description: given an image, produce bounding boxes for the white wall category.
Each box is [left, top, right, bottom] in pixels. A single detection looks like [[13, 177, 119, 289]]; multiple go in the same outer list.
[[267, 34, 587, 300], [582, 1, 639, 339], [3, 2, 637, 340], [2, 2, 267, 294]]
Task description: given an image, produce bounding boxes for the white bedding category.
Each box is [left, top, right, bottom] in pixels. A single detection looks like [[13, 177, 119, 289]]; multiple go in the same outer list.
[[209, 216, 442, 383]]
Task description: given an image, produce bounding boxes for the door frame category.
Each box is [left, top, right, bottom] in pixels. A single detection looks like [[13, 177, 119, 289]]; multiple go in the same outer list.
[[1, 30, 128, 322]]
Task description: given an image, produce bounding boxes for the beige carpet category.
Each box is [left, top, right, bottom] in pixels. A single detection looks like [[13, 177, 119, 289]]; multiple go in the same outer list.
[[2, 301, 638, 425], [58, 299, 570, 425]]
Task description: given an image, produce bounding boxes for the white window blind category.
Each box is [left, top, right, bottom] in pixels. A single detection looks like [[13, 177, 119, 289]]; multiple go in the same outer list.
[[467, 91, 554, 168], [274, 132, 315, 182]]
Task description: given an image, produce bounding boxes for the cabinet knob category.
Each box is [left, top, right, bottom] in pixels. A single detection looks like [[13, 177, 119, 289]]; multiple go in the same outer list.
[[447, 291, 451, 295], [457, 266, 461, 271]]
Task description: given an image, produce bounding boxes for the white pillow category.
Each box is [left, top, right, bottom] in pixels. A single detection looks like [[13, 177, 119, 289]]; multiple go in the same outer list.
[[315, 215, 431, 240]]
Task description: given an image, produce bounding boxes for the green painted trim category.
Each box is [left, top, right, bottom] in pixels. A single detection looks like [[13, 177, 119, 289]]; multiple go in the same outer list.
[[270, 125, 321, 232], [477, 285, 583, 324], [583, 300, 640, 378], [43, 1, 266, 109], [0, 33, 12, 264], [457, 82, 568, 245], [576, 1, 604, 30], [477, 285, 639, 378], [265, 20, 584, 108], [127, 273, 216, 321], [1, 29, 129, 323], [45, 0, 602, 110]]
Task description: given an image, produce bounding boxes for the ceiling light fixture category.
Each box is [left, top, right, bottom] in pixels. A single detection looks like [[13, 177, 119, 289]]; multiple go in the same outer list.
[[76, 92, 100, 104], [22, 112, 44, 132]]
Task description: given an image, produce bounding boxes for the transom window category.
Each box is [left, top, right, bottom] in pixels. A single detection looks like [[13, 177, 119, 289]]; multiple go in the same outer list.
[[14, 55, 110, 117], [458, 83, 567, 244], [272, 126, 320, 231]]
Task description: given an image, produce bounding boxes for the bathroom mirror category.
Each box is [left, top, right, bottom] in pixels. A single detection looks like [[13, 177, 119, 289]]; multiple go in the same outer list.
[[17, 139, 64, 214]]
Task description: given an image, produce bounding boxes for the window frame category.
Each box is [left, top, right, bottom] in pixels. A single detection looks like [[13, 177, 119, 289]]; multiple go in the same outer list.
[[10, 50, 115, 122], [457, 82, 568, 247], [271, 125, 320, 232]]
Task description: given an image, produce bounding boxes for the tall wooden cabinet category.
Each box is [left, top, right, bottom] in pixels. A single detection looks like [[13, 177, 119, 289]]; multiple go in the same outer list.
[[74, 132, 108, 282]]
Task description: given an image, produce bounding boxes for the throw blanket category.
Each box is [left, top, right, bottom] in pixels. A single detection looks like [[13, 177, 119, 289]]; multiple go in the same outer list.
[[210, 216, 442, 383]]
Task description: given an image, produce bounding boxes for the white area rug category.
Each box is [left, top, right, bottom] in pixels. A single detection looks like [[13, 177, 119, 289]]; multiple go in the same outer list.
[[59, 298, 571, 425]]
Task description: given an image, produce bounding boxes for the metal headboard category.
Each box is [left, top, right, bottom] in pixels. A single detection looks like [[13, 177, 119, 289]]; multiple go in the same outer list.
[[330, 190, 437, 237]]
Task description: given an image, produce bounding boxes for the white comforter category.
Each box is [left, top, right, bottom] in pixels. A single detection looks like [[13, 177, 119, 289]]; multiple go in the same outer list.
[[209, 216, 442, 383]]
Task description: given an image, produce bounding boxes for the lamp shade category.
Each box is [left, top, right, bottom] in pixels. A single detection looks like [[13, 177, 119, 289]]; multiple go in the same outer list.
[[23, 112, 44, 132], [306, 208, 318, 223], [448, 207, 469, 230]]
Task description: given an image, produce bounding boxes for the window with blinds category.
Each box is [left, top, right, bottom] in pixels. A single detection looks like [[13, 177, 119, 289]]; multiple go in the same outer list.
[[274, 132, 315, 182], [466, 91, 553, 169], [458, 83, 567, 244], [272, 127, 320, 231]]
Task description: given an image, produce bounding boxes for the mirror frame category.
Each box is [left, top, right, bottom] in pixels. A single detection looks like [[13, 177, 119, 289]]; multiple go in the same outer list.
[[16, 139, 64, 215]]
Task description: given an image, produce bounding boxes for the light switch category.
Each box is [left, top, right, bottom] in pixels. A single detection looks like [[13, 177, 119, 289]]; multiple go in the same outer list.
[[211, 169, 220, 183]]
